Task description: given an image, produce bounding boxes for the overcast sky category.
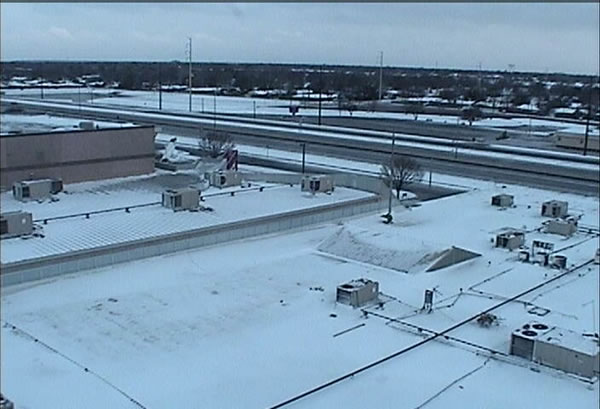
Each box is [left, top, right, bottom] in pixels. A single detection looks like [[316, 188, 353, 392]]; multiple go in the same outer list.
[[1, 3, 598, 74]]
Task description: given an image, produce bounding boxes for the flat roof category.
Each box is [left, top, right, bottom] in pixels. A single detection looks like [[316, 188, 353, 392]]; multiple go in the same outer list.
[[0, 173, 372, 264], [1, 171, 599, 409], [0, 113, 145, 137], [540, 326, 599, 356]]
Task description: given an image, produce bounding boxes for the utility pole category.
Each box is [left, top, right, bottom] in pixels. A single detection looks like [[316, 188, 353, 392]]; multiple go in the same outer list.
[[187, 37, 192, 112], [386, 132, 396, 217], [378, 51, 384, 102], [158, 62, 162, 110], [213, 89, 217, 130], [478, 62, 482, 98], [583, 83, 592, 156], [301, 143, 306, 174], [318, 64, 323, 126]]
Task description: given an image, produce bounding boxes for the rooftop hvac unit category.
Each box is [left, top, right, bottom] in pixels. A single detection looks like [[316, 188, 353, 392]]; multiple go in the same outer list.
[[495, 230, 525, 250], [510, 322, 551, 360], [336, 278, 379, 308], [550, 254, 567, 269], [161, 188, 200, 211], [301, 175, 334, 194], [510, 322, 600, 378], [541, 200, 568, 218], [545, 218, 577, 237], [12, 178, 63, 202], [491, 194, 514, 208], [79, 121, 95, 130], [206, 170, 243, 188], [0, 211, 33, 239]]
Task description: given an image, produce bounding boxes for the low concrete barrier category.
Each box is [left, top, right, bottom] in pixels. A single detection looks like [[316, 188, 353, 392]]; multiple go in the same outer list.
[[1, 192, 384, 287]]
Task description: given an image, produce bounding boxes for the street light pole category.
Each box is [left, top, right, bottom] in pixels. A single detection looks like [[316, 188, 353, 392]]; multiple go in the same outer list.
[[318, 64, 323, 126], [301, 143, 306, 174], [378, 51, 383, 102], [387, 132, 396, 217], [158, 62, 162, 111], [213, 89, 217, 130], [188, 37, 192, 112], [583, 84, 592, 156]]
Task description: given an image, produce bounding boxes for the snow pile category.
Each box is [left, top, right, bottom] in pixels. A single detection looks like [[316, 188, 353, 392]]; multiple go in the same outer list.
[[317, 226, 445, 273]]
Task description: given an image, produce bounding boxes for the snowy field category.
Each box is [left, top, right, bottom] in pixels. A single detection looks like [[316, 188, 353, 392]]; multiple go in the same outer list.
[[4, 88, 598, 136], [1, 175, 598, 408], [0, 171, 372, 263]]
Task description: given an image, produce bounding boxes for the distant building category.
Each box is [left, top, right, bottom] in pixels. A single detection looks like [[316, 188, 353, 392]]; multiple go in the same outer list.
[[0, 125, 156, 190], [555, 132, 600, 153]]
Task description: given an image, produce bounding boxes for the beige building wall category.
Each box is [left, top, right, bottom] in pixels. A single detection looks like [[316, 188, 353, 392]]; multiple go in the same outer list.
[[1, 126, 155, 189]]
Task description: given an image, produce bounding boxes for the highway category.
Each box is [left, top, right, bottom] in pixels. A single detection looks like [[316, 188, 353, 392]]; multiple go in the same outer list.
[[4, 98, 600, 195]]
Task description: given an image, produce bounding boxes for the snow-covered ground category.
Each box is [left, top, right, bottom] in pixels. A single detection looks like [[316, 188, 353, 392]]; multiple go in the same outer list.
[[1, 175, 598, 409], [156, 132, 600, 178], [4, 88, 598, 136]]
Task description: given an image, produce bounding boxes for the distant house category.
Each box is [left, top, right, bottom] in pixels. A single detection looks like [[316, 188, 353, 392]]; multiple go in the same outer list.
[[552, 107, 581, 119]]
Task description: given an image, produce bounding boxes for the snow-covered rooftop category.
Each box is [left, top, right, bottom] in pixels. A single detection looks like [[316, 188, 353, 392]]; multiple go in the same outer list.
[[1, 175, 598, 408], [0, 113, 134, 135]]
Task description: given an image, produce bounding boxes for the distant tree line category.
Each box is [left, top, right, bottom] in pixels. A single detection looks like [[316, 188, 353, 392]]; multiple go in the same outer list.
[[1, 61, 597, 109]]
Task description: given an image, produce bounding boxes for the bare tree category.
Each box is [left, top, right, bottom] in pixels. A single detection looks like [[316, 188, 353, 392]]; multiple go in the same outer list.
[[337, 97, 358, 116], [460, 106, 482, 126], [380, 156, 423, 199], [198, 130, 234, 158], [406, 103, 424, 120]]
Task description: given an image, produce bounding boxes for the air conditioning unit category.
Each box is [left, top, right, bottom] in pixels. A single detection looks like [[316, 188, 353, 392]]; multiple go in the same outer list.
[[161, 188, 200, 211], [511, 322, 600, 378], [206, 170, 242, 188], [301, 175, 334, 194], [336, 278, 379, 308], [495, 230, 525, 250], [0, 211, 33, 239], [12, 178, 63, 202], [545, 218, 577, 237], [541, 200, 568, 218], [79, 121, 95, 130], [491, 194, 514, 207], [510, 322, 551, 360]]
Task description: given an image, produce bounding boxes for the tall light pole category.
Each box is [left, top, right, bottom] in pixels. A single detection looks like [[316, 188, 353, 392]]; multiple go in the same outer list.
[[386, 132, 396, 218], [158, 62, 162, 111], [187, 37, 193, 112], [583, 83, 593, 156], [318, 64, 323, 126], [213, 88, 217, 130], [378, 51, 384, 102]]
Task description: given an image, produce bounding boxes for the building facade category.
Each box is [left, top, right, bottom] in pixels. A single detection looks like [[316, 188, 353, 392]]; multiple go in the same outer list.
[[0, 126, 156, 190]]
